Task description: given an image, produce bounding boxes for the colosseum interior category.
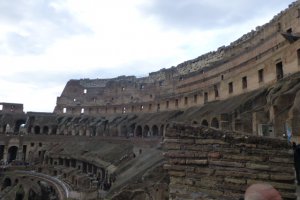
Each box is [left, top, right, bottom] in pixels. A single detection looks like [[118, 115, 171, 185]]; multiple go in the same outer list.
[[1, 1, 300, 200]]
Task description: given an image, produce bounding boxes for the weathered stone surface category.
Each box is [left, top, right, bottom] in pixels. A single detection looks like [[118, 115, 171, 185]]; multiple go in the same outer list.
[[165, 124, 296, 200], [209, 160, 245, 168]]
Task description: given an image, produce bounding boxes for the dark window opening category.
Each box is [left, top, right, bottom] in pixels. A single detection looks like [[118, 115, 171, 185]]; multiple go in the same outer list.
[[175, 99, 179, 107], [242, 76, 247, 89], [166, 101, 169, 109], [157, 104, 160, 111], [287, 28, 292, 34], [114, 107, 117, 113], [204, 92, 208, 103], [184, 97, 188, 105], [258, 69, 264, 83], [194, 95, 198, 103], [214, 85, 219, 98], [276, 62, 283, 80], [148, 104, 152, 111], [228, 82, 233, 94], [221, 75, 224, 80]]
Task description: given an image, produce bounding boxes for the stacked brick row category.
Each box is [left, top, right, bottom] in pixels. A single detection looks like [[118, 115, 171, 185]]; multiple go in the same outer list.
[[163, 124, 296, 200]]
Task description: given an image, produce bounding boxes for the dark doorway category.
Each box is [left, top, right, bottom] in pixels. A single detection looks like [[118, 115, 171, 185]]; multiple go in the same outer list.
[[7, 146, 18, 163], [15, 185, 25, 200], [201, 120, 209, 127], [135, 125, 142, 137], [34, 126, 41, 134], [143, 125, 150, 137], [211, 118, 220, 129], [276, 62, 283, 80], [14, 120, 26, 133], [152, 125, 159, 137], [42, 126, 49, 134], [0, 145, 4, 160], [2, 177, 12, 190]]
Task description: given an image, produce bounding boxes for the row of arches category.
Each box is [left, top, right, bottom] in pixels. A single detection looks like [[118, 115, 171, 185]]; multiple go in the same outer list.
[[199, 117, 220, 129], [134, 124, 166, 137], [26, 123, 169, 138]]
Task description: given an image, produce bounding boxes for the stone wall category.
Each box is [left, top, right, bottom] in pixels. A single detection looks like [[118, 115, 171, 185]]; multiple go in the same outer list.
[[164, 124, 296, 200]]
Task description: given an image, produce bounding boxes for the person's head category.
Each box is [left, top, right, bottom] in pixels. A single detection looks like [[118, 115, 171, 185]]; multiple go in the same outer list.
[[244, 183, 282, 200]]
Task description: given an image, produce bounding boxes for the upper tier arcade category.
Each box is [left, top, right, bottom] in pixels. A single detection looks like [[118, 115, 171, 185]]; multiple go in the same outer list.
[[54, 1, 300, 116]]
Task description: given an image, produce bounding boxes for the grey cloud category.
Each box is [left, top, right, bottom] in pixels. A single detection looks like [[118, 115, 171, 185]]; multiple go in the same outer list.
[[140, 0, 295, 30], [0, 0, 91, 55]]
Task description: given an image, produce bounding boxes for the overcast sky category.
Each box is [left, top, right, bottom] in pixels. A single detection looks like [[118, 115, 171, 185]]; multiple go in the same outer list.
[[0, 0, 295, 112]]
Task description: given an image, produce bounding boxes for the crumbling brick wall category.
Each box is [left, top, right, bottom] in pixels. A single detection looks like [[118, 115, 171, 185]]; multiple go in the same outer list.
[[164, 124, 296, 200]]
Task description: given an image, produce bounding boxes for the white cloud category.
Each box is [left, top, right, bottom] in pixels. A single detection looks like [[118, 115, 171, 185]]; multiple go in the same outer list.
[[0, 0, 296, 112]]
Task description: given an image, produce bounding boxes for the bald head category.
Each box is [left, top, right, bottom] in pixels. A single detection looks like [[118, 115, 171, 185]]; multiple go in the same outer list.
[[244, 183, 282, 200]]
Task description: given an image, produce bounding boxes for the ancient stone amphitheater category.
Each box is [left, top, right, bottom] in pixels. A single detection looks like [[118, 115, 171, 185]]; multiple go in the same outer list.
[[1, 1, 300, 200]]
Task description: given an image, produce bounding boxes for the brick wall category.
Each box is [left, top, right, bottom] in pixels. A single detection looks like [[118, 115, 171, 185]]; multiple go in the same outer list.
[[164, 124, 296, 200]]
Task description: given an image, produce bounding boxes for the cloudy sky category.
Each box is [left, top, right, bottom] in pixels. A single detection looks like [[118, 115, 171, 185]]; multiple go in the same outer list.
[[0, 0, 295, 112]]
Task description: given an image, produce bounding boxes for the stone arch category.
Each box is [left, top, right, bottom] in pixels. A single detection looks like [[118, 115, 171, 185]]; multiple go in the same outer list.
[[2, 124, 8, 133], [90, 126, 96, 136], [143, 125, 150, 137], [0, 145, 4, 160], [42, 126, 49, 134], [2, 177, 12, 190], [14, 119, 26, 133], [7, 146, 18, 163], [129, 124, 135, 137], [50, 126, 57, 135], [34, 126, 41, 134], [27, 125, 32, 134], [28, 188, 38, 200], [211, 118, 219, 129], [152, 125, 159, 137], [120, 125, 128, 137], [15, 184, 24, 200], [201, 119, 209, 127], [160, 125, 164, 137], [135, 125, 142, 137]]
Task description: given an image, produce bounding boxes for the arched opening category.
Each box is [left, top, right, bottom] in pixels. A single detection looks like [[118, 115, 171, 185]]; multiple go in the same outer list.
[[28, 188, 37, 200], [129, 124, 135, 137], [160, 125, 164, 137], [0, 145, 4, 160], [51, 126, 57, 135], [120, 125, 128, 137], [7, 146, 18, 163], [143, 125, 150, 137], [135, 125, 142, 137], [34, 126, 41, 134], [92, 126, 97, 136], [2, 177, 12, 190], [14, 119, 26, 133], [152, 125, 159, 137], [201, 119, 209, 127], [2, 124, 7, 133], [15, 185, 24, 200], [27, 125, 32, 134], [211, 118, 219, 129], [42, 126, 49, 134]]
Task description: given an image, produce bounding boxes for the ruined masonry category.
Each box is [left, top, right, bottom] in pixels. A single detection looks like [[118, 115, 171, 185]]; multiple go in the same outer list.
[[0, 1, 300, 200]]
